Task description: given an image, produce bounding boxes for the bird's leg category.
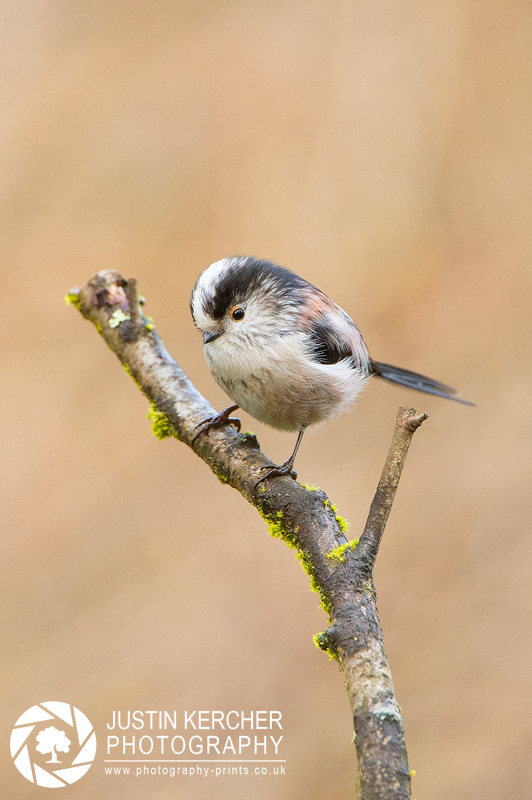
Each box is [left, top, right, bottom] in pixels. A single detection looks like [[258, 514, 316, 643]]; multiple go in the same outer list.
[[256, 428, 305, 486], [192, 404, 241, 444]]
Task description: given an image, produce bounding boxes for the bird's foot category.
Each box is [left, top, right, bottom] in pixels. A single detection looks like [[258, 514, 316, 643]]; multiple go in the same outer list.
[[192, 405, 241, 445], [255, 460, 297, 487]]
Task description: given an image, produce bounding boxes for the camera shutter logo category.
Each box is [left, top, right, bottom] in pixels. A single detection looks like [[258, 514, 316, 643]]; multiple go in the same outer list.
[[10, 702, 96, 787]]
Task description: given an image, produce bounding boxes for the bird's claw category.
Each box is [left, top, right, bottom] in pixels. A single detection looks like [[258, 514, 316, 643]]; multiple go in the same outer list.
[[192, 406, 241, 445], [255, 462, 297, 488]]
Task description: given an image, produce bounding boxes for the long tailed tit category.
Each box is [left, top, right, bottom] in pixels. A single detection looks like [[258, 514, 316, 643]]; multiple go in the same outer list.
[[190, 256, 473, 482]]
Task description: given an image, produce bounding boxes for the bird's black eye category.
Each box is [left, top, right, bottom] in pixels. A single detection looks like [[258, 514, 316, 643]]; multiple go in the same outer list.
[[231, 306, 245, 321]]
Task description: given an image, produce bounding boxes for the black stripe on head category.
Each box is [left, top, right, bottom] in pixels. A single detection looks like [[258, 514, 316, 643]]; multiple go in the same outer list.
[[307, 316, 354, 365], [201, 256, 308, 320]]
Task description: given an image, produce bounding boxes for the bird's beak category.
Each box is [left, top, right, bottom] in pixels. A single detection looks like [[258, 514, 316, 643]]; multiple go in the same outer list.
[[203, 330, 222, 344]]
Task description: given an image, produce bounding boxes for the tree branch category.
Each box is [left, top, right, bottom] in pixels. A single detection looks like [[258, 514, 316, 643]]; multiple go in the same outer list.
[[68, 270, 428, 799]]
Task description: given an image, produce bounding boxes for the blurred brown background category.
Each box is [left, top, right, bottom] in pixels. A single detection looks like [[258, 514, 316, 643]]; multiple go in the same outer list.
[[1, 1, 531, 798]]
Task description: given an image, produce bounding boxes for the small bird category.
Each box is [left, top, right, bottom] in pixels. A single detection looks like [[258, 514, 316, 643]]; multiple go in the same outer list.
[[190, 256, 473, 483]]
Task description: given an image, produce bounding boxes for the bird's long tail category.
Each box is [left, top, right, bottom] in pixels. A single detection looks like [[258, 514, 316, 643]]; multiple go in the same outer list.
[[370, 360, 475, 406]]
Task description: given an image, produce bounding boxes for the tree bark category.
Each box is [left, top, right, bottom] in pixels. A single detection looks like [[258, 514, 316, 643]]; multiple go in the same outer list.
[[68, 270, 428, 799]]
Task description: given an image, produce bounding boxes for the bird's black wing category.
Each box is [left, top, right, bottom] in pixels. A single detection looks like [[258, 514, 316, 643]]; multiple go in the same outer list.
[[306, 316, 354, 365]]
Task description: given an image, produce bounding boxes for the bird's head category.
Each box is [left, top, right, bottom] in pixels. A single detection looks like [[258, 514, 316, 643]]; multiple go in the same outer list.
[[190, 255, 307, 347]]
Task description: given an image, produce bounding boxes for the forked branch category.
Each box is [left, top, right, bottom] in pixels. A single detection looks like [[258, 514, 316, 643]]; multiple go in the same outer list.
[[68, 270, 427, 800]]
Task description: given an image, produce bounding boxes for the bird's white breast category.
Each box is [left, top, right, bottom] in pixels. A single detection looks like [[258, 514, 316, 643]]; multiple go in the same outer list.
[[205, 331, 369, 432]]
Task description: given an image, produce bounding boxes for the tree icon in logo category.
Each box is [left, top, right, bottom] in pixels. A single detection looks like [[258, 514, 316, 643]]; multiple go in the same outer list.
[[10, 702, 96, 787], [36, 726, 71, 763]]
